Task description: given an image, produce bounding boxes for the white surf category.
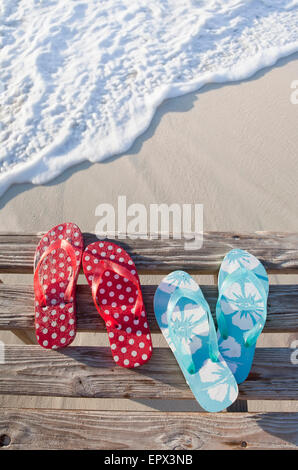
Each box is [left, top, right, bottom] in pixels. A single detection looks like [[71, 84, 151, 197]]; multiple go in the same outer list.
[[0, 0, 298, 196]]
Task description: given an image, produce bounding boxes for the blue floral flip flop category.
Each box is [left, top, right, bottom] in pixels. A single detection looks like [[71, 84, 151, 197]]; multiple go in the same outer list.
[[154, 271, 238, 412], [216, 249, 269, 384]]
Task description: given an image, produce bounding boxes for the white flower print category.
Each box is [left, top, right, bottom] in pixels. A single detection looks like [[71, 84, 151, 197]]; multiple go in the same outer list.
[[208, 383, 229, 401], [199, 358, 237, 403], [199, 359, 225, 383], [183, 304, 209, 337], [220, 281, 265, 331], [217, 334, 240, 374], [158, 281, 176, 295], [221, 250, 259, 276], [218, 336, 241, 358], [163, 327, 177, 353], [162, 303, 209, 355], [225, 359, 238, 375], [165, 271, 199, 292]]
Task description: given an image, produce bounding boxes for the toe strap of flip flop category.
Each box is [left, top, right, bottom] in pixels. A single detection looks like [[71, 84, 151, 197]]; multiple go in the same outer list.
[[216, 267, 268, 347], [34, 238, 78, 307], [91, 259, 143, 328], [167, 287, 220, 374]]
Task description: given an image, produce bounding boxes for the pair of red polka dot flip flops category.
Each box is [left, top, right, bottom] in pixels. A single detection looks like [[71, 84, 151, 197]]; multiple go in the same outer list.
[[34, 223, 152, 368]]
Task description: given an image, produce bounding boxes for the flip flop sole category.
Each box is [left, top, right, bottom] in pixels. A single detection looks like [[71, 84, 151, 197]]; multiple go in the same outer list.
[[154, 271, 238, 412], [217, 249, 269, 383], [83, 241, 152, 368], [34, 223, 83, 349]]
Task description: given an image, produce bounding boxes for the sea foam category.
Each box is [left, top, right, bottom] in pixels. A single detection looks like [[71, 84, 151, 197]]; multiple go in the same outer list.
[[0, 0, 298, 196]]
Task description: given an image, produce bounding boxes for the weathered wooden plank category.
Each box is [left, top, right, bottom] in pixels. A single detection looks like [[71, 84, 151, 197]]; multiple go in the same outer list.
[[0, 231, 298, 274], [0, 283, 297, 333], [227, 400, 248, 412], [0, 346, 296, 400], [0, 409, 297, 449]]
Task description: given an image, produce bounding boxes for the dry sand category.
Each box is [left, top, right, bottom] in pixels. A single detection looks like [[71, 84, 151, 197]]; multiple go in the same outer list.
[[0, 53, 297, 412]]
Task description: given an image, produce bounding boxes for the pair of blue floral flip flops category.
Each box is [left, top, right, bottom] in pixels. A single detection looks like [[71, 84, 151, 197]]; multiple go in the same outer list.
[[154, 249, 269, 412]]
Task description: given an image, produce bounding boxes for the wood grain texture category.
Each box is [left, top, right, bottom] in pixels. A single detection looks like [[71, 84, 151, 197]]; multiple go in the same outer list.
[[1, 231, 298, 273], [0, 409, 297, 449], [0, 283, 297, 332], [0, 346, 296, 400]]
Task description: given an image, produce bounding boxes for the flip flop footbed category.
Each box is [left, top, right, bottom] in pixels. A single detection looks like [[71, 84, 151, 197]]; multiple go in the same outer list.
[[217, 249, 269, 383], [34, 223, 83, 349], [83, 241, 152, 368], [154, 271, 238, 412]]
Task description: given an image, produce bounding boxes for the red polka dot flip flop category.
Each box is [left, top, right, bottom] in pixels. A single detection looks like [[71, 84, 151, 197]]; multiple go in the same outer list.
[[34, 223, 83, 349], [82, 241, 153, 368]]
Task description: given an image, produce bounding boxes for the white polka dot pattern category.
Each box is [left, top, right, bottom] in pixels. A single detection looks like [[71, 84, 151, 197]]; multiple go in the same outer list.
[[34, 223, 83, 349], [82, 241, 152, 368]]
